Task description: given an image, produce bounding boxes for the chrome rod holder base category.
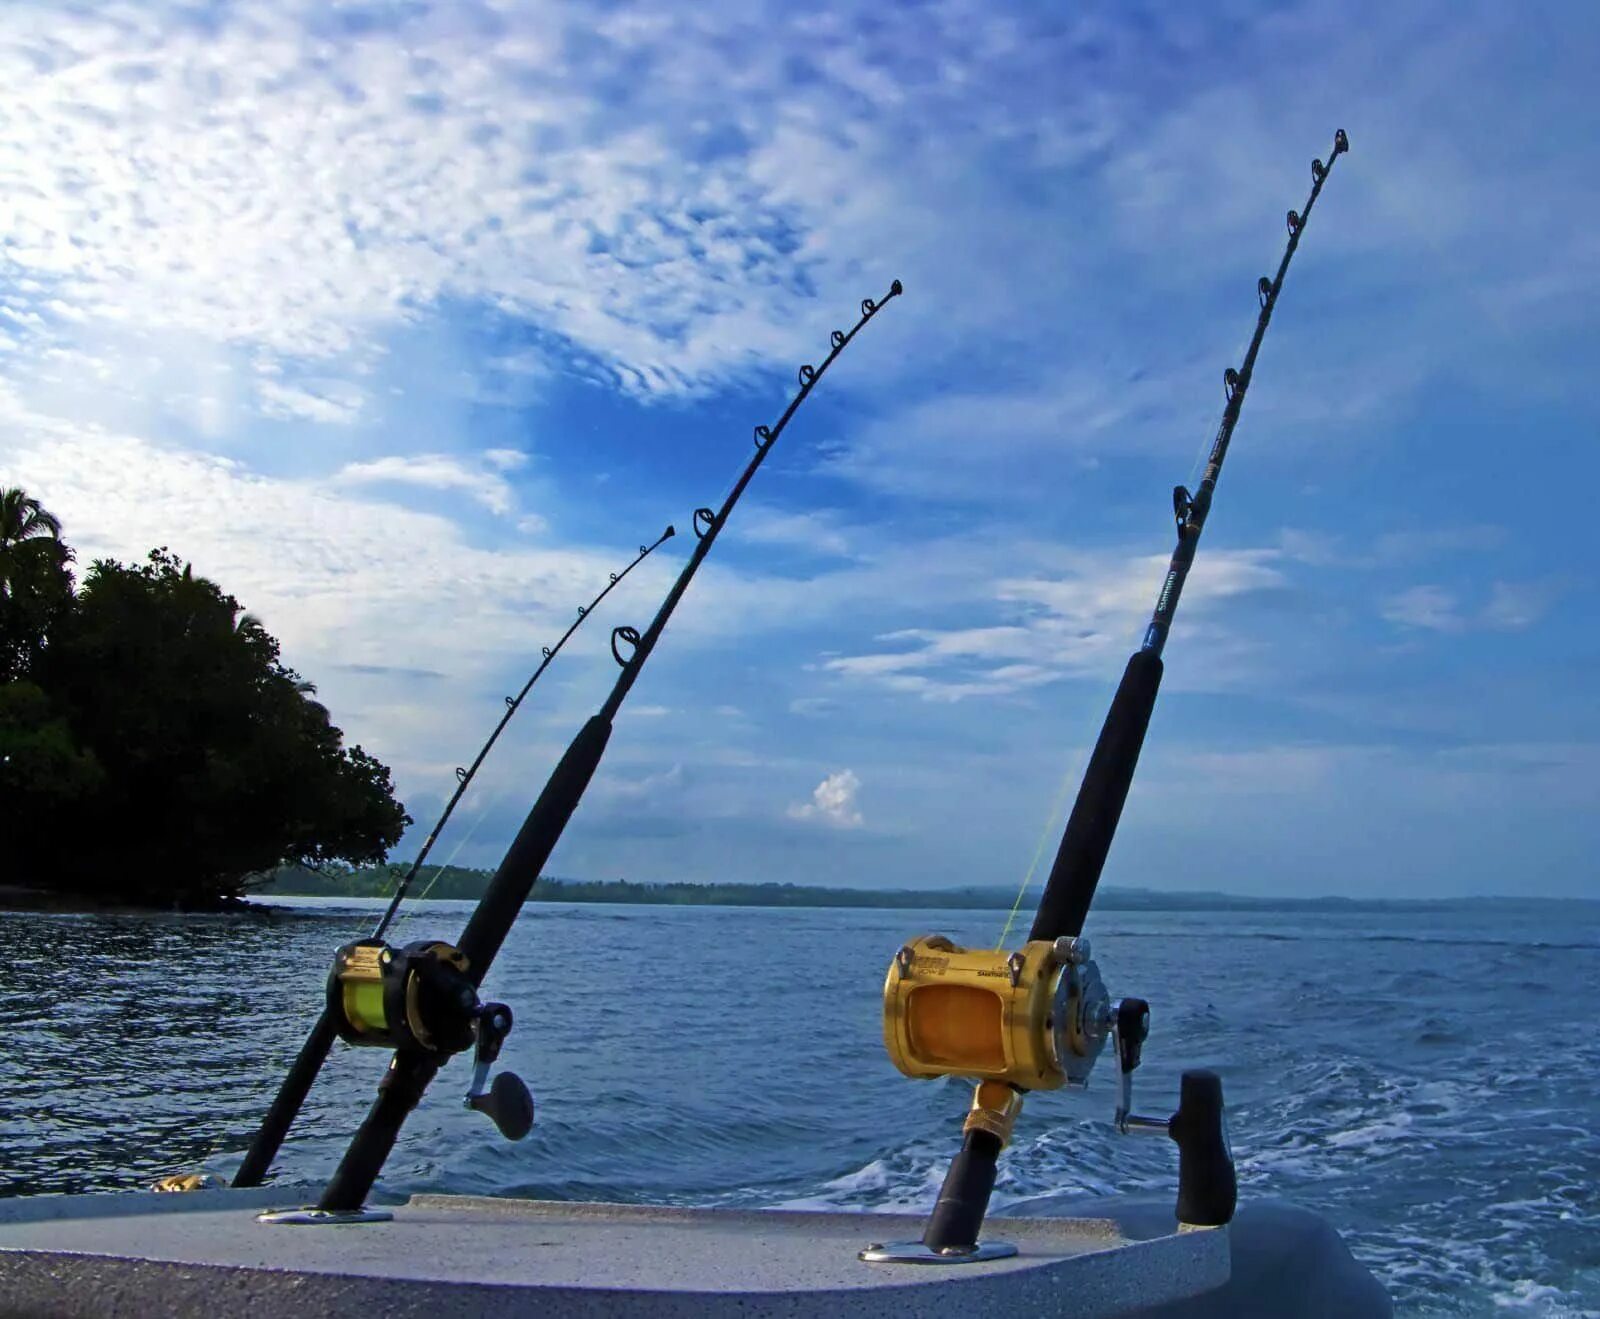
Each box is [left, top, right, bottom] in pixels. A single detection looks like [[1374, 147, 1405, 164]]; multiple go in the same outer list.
[[257, 1206, 395, 1226], [859, 1239, 1018, 1265]]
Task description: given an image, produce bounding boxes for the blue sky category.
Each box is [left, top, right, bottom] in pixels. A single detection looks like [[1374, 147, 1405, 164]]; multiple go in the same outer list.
[[1, 1, 1595, 899]]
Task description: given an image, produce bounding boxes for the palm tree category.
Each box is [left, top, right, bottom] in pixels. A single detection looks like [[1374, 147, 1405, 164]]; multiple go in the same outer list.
[[0, 487, 73, 681], [0, 487, 68, 600]]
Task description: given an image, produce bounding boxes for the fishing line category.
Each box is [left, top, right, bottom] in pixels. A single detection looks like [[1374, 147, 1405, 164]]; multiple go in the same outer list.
[[1004, 198, 1273, 948], [995, 759, 1082, 950], [994, 600, 1161, 949], [395, 787, 503, 926], [370, 527, 676, 943]]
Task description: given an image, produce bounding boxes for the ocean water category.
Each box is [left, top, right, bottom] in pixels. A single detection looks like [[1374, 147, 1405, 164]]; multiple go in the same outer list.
[[1, 897, 1596, 1315]]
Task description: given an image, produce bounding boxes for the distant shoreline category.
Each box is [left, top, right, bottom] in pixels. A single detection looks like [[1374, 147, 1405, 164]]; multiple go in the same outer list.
[[252, 869, 1598, 914], [5, 874, 1593, 917], [0, 885, 261, 917]]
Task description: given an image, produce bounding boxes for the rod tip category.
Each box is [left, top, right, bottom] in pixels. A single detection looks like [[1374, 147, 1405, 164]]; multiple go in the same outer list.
[[663, 524, 676, 539], [890, 278, 904, 296]]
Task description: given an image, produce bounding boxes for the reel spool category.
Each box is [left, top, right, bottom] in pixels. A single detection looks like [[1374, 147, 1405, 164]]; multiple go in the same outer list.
[[327, 939, 478, 1055], [882, 934, 1110, 1091]]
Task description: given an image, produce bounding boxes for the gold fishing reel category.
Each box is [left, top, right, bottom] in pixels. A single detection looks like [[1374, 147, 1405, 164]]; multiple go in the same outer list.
[[881, 934, 1110, 1091], [325, 937, 535, 1141], [327, 938, 478, 1056]]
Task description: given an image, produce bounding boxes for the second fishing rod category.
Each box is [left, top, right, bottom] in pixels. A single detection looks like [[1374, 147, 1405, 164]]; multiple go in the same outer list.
[[866, 130, 1350, 1265], [266, 278, 904, 1220], [232, 526, 674, 1189]]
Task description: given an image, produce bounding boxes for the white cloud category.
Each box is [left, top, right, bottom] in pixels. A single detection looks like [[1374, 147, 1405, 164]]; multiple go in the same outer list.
[[788, 769, 864, 829], [1383, 585, 1463, 632], [595, 764, 689, 804], [333, 453, 520, 516], [1481, 580, 1557, 632], [788, 697, 839, 718], [0, 0, 1587, 473], [1382, 581, 1555, 634], [0, 420, 669, 798], [0, 2, 876, 397], [256, 378, 366, 426], [824, 548, 1286, 701], [483, 449, 529, 472], [734, 506, 852, 558]]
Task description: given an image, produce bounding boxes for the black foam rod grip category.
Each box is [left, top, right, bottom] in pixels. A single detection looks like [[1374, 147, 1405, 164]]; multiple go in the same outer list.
[[319, 1053, 440, 1212], [1170, 1070, 1237, 1227], [1030, 650, 1164, 942], [922, 1131, 1002, 1252], [457, 714, 612, 981]]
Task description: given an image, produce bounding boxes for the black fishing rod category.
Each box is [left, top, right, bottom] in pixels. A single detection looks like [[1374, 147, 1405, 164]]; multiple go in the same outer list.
[[870, 132, 1348, 1265], [264, 279, 902, 1220], [1027, 129, 1350, 950], [232, 528, 673, 1189]]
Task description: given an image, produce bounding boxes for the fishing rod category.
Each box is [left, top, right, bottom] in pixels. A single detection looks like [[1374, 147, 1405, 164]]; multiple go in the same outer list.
[[232, 528, 674, 1189], [254, 278, 903, 1222], [373, 528, 677, 941], [865, 131, 1349, 1265]]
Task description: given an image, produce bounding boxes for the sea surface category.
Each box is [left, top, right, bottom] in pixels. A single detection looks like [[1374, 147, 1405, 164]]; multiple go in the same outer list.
[[2, 897, 1596, 1315]]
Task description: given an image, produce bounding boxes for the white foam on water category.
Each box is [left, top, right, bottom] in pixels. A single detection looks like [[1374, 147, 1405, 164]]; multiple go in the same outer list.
[[1325, 1111, 1415, 1151], [1489, 1278, 1574, 1311], [770, 1146, 951, 1214]]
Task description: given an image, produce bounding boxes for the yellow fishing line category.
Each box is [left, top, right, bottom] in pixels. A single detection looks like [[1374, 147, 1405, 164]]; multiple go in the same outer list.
[[1001, 293, 1278, 953], [1002, 220, 1282, 951], [995, 758, 1083, 949], [395, 786, 506, 929], [995, 584, 1162, 950]]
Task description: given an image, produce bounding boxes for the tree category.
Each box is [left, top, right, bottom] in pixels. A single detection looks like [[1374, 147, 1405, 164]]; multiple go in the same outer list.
[[0, 487, 73, 682], [0, 496, 411, 908], [0, 681, 105, 887]]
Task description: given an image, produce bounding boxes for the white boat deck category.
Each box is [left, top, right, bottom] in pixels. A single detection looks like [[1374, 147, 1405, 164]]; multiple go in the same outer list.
[[0, 1186, 1229, 1317]]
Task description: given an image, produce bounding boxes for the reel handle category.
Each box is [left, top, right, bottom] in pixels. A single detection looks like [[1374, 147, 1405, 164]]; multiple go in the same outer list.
[[1170, 1069, 1236, 1227], [462, 1002, 535, 1141], [468, 1071, 535, 1142]]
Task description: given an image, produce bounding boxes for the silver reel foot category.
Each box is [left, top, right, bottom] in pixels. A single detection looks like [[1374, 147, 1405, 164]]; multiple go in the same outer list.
[[257, 1206, 394, 1226], [859, 1239, 1018, 1264]]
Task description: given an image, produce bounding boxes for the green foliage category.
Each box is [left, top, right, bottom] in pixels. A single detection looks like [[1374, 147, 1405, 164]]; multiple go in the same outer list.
[[262, 868, 1530, 915], [2, 494, 410, 908], [0, 681, 104, 823], [266, 863, 396, 898], [262, 864, 1029, 910]]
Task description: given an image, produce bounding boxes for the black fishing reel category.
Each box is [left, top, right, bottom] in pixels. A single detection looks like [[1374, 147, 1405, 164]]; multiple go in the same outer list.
[[327, 939, 534, 1141]]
